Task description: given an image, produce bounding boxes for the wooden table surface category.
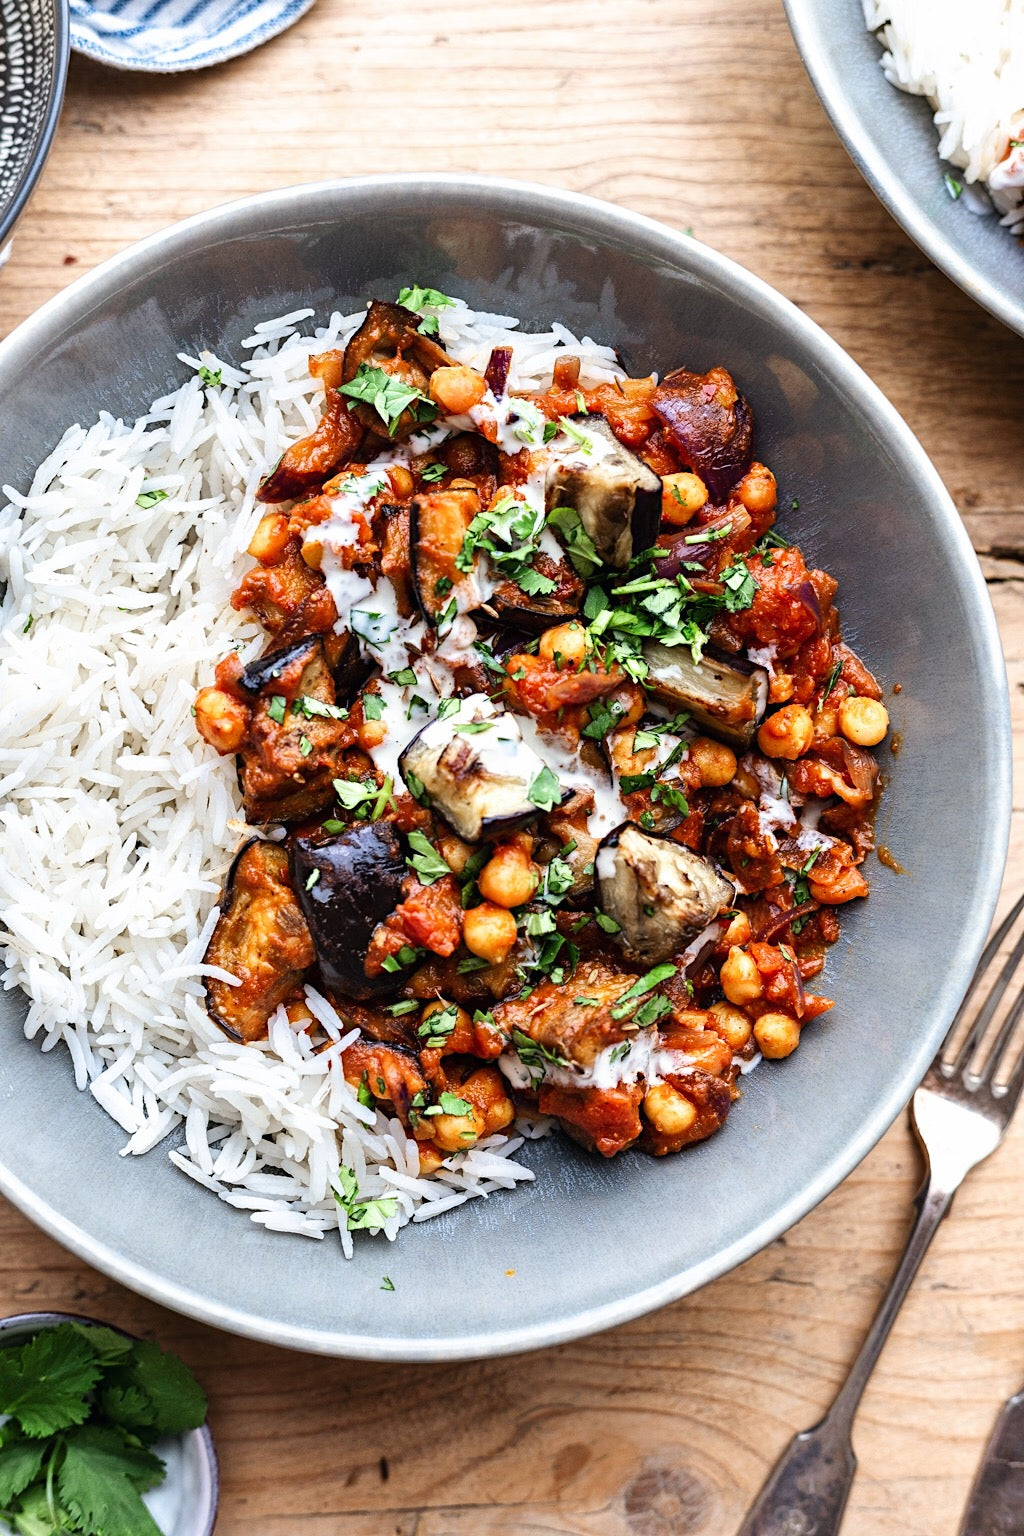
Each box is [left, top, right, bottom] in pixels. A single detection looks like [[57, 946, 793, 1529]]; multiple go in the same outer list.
[[2, 2, 1023, 1532]]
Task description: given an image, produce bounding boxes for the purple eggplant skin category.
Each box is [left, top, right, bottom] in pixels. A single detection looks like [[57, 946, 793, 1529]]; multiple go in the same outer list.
[[595, 822, 734, 966], [290, 822, 409, 1000], [331, 627, 379, 703], [484, 347, 513, 400], [489, 567, 583, 632], [652, 367, 754, 502], [239, 638, 318, 697]]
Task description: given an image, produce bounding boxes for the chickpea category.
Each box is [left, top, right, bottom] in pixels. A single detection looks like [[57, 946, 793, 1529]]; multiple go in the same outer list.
[[707, 1001, 753, 1051], [358, 716, 387, 750], [720, 945, 764, 1006], [643, 1083, 699, 1137], [248, 511, 291, 565], [722, 911, 751, 947], [437, 831, 474, 875], [661, 471, 708, 525], [388, 465, 414, 500], [689, 735, 738, 788], [769, 672, 795, 704], [838, 695, 889, 748], [301, 536, 323, 570], [736, 462, 777, 516], [478, 844, 539, 909], [431, 1107, 484, 1152], [757, 704, 814, 761], [462, 902, 518, 965], [194, 687, 248, 753], [429, 365, 488, 416], [754, 1010, 801, 1059], [538, 621, 590, 667], [416, 1143, 446, 1175]]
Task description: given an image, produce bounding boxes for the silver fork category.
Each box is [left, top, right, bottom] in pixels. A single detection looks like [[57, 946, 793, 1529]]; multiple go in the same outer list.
[[738, 891, 1024, 1536]]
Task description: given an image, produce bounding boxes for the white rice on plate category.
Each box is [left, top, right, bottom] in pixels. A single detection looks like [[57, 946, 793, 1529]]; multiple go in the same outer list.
[[863, 0, 1024, 234], [0, 296, 624, 1252]]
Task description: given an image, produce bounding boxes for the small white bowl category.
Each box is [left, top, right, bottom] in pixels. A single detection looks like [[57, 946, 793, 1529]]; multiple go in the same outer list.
[[0, 1311, 218, 1536]]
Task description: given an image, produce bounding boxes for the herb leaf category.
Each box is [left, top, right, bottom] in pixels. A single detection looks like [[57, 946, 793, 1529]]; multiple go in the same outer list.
[[0, 1327, 101, 1437], [406, 830, 452, 884], [527, 765, 562, 812], [339, 363, 438, 437]]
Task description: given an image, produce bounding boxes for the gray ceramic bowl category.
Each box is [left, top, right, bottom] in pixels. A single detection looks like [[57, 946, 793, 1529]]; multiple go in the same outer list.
[[0, 0, 68, 250], [0, 177, 1011, 1359], [0, 1312, 218, 1536], [784, 0, 1024, 340]]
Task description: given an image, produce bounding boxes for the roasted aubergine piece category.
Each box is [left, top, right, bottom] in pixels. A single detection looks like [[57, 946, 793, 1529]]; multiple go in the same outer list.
[[546, 414, 661, 568], [642, 640, 769, 750], [399, 694, 567, 842], [290, 821, 410, 1000], [204, 839, 315, 1043], [596, 823, 733, 965], [237, 636, 352, 823]]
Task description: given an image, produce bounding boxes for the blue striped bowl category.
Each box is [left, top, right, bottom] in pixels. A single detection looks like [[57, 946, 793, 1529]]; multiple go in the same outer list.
[[0, 0, 68, 249], [69, 0, 317, 72]]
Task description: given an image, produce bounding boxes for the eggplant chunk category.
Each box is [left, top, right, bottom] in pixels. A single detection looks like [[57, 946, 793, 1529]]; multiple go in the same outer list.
[[291, 822, 409, 1000], [399, 693, 566, 842], [596, 823, 733, 966], [204, 840, 316, 1043], [410, 487, 484, 623], [546, 415, 661, 568], [642, 639, 769, 750], [341, 300, 455, 441], [239, 637, 351, 823]]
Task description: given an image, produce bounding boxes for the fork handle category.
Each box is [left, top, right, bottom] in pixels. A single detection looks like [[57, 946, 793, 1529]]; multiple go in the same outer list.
[[737, 1175, 955, 1536]]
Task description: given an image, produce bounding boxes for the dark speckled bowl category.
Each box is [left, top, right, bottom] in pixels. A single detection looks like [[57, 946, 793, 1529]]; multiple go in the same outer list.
[[0, 0, 68, 251], [0, 178, 1011, 1359], [0, 1312, 218, 1535]]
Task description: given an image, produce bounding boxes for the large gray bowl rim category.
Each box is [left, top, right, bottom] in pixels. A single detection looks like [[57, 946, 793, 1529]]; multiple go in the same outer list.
[[784, 0, 1024, 341], [0, 0, 70, 250], [0, 175, 1011, 1359]]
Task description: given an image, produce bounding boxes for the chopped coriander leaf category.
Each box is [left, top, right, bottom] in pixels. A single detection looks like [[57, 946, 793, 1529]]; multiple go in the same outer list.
[[438, 1092, 474, 1116], [21, 614, 33, 633], [304, 869, 320, 892], [542, 419, 559, 443], [357, 1073, 376, 1109], [573, 996, 600, 1007], [634, 992, 674, 1028], [539, 856, 575, 904], [610, 964, 677, 1019], [294, 694, 349, 720], [683, 522, 732, 544], [333, 775, 395, 821], [322, 818, 346, 834], [417, 315, 440, 337], [385, 999, 420, 1016], [944, 173, 963, 199], [417, 1002, 460, 1048], [454, 719, 495, 734], [791, 498, 799, 510], [620, 771, 656, 795], [582, 697, 625, 739], [822, 658, 843, 702], [434, 574, 454, 595], [333, 1166, 397, 1232], [381, 1276, 396, 1291], [548, 504, 602, 578], [388, 667, 418, 687], [511, 1027, 570, 1078], [720, 559, 756, 612], [362, 692, 384, 721], [437, 696, 462, 721], [457, 955, 491, 973], [198, 363, 223, 387], [516, 566, 558, 597], [135, 488, 169, 509], [299, 734, 313, 758], [267, 694, 287, 724], [523, 909, 558, 938], [397, 284, 456, 311], [421, 462, 447, 483], [650, 783, 689, 815], [527, 764, 562, 812], [437, 595, 458, 635], [406, 829, 452, 884], [403, 769, 428, 805], [756, 528, 790, 551], [594, 911, 621, 934], [558, 416, 595, 453], [339, 363, 438, 437], [381, 943, 422, 974]]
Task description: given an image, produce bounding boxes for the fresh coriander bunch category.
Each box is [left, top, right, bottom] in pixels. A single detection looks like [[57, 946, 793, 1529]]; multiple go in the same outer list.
[[0, 1319, 208, 1536]]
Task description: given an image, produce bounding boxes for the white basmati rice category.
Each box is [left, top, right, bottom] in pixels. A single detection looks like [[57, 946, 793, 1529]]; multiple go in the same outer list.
[[0, 297, 621, 1247], [863, 0, 1024, 233]]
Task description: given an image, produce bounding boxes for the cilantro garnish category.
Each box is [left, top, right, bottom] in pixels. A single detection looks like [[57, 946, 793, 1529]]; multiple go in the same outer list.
[[0, 1322, 206, 1536], [381, 1276, 396, 1291], [197, 363, 222, 388], [333, 774, 395, 821], [420, 462, 447, 483], [333, 1166, 398, 1233], [456, 493, 556, 596], [135, 488, 169, 510], [511, 1028, 571, 1083], [361, 692, 384, 721], [527, 765, 562, 812], [339, 363, 438, 437], [595, 911, 622, 934], [267, 694, 287, 724], [610, 964, 677, 1020], [417, 1003, 460, 1048], [388, 667, 418, 687], [293, 694, 349, 720], [398, 284, 456, 311], [548, 505, 602, 577], [406, 830, 452, 885]]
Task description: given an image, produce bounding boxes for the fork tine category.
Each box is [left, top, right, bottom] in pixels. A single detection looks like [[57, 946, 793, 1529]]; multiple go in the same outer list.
[[946, 892, 1024, 1073], [995, 1011, 1024, 1108], [974, 970, 1024, 1089]]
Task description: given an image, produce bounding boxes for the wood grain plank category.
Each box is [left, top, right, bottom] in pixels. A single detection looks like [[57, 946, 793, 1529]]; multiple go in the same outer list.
[[1, 1, 1023, 1532]]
